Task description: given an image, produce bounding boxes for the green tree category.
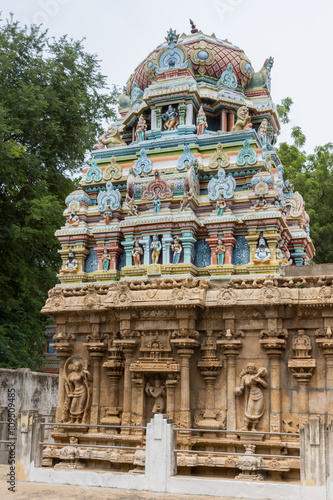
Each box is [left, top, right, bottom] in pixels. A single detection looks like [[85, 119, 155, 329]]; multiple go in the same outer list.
[[276, 98, 333, 264], [0, 16, 118, 369]]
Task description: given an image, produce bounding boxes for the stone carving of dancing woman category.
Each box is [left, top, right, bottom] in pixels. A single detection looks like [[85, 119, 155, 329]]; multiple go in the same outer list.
[[62, 359, 92, 424], [235, 363, 268, 431]]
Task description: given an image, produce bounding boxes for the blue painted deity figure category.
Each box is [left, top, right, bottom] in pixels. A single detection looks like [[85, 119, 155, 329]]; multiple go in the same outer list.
[[253, 237, 271, 264], [216, 238, 225, 265], [171, 237, 182, 264], [151, 235, 162, 264], [162, 105, 178, 131], [102, 248, 111, 271], [153, 195, 161, 214]]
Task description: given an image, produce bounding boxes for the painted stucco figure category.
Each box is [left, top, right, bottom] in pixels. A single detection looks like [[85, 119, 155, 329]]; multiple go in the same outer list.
[[151, 235, 161, 264], [162, 105, 178, 131], [171, 237, 182, 264], [103, 205, 112, 225], [125, 195, 139, 216], [60, 249, 78, 274], [153, 195, 161, 214], [216, 190, 226, 216], [68, 209, 79, 226], [102, 248, 111, 271], [216, 238, 225, 265], [196, 105, 207, 135], [132, 240, 143, 266], [253, 237, 271, 264], [136, 115, 147, 142], [232, 106, 252, 131]]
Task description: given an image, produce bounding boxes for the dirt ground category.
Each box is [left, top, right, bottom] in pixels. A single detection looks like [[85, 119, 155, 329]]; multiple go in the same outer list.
[[0, 481, 240, 500]]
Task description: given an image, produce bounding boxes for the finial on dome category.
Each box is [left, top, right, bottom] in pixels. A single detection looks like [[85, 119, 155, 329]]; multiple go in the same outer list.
[[190, 19, 198, 34]]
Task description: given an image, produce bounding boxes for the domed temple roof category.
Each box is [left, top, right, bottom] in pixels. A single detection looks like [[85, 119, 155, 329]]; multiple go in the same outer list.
[[127, 31, 255, 94]]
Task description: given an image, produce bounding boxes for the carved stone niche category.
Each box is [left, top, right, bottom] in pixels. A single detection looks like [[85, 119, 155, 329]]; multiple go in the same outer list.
[[130, 331, 180, 374], [288, 330, 316, 383], [130, 331, 180, 424]]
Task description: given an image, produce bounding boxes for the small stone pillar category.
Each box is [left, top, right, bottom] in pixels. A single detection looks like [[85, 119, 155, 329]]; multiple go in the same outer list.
[[171, 336, 198, 428], [86, 338, 107, 431], [245, 230, 259, 263], [288, 329, 316, 427], [206, 235, 219, 265], [132, 374, 145, 432], [228, 113, 235, 131], [218, 333, 243, 432], [107, 241, 123, 270], [53, 341, 73, 423], [151, 109, 157, 129], [222, 233, 236, 265], [155, 107, 162, 129], [162, 233, 174, 264], [102, 344, 124, 432], [300, 418, 327, 500], [186, 103, 194, 126], [260, 328, 288, 432], [166, 375, 179, 422], [123, 236, 134, 266], [316, 326, 333, 418], [113, 338, 138, 432], [139, 235, 151, 265], [197, 331, 222, 430], [178, 102, 186, 126], [180, 231, 196, 264], [221, 110, 227, 132], [145, 414, 177, 492]]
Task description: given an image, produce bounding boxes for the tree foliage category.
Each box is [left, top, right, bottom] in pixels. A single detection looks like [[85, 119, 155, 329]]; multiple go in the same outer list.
[[276, 98, 333, 264], [0, 16, 117, 369]]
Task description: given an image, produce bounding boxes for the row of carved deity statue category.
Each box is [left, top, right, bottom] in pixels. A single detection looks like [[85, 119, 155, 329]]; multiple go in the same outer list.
[[93, 103, 267, 149], [59, 234, 294, 273], [61, 357, 268, 432]]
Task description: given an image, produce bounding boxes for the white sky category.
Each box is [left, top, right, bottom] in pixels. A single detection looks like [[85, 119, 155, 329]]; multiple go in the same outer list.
[[2, 0, 333, 152]]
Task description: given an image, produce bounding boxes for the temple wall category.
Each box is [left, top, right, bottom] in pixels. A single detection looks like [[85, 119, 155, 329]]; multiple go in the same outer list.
[[0, 368, 58, 415]]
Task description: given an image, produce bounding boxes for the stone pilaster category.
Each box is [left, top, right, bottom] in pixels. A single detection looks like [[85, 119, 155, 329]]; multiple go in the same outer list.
[[85, 341, 107, 431], [102, 344, 124, 432], [180, 231, 196, 264], [259, 328, 288, 433], [113, 338, 138, 433], [288, 329, 316, 427], [218, 332, 243, 432], [171, 335, 198, 429], [162, 233, 174, 264], [53, 340, 73, 423], [197, 331, 222, 430]]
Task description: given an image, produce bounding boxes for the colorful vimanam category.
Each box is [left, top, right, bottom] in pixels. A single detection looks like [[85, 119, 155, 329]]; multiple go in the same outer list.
[[42, 26, 328, 481]]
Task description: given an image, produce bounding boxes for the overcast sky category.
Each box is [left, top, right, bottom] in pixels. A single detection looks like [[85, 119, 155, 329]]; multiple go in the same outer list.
[[2, 0, 333, 152]]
